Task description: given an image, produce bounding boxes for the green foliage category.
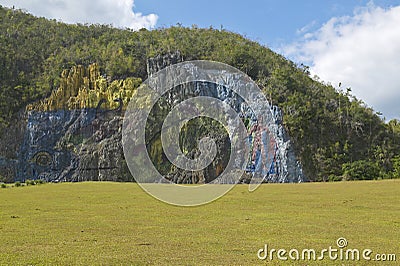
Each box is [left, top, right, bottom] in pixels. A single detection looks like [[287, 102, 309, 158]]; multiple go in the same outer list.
[[342, 160, 381, 181], [35, 179, 46, 185], [5, 179, 45, 188], [0, 6, 400, 181], [328, 174, 342, 182], [25, 179, 36, 186], [390, 155, 400, 178], [25, 179, 46, 185]]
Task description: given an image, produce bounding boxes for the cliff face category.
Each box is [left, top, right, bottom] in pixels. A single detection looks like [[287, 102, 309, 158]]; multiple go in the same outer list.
[[143, 56, 305, 184], [9, 63, 137, 182], [27, 63, 142, 112], [1, 54, 305, 183], [15, 109, 130, 182]]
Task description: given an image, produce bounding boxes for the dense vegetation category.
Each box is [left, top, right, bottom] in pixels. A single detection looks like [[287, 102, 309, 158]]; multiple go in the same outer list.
[[1, 6, 399, 181]]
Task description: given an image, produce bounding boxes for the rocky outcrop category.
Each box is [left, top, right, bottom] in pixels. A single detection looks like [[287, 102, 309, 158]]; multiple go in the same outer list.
[[147, 51, 183, 77], [14, 64, 137, 182], [241, 106, 304, 183], [144, 54, 305, 183], [15, 108, 131, 182], [27, 63, 142, 112], [144, 80, 305, 184], [0, 110, 27, 182], [2, 53, 305, 183]]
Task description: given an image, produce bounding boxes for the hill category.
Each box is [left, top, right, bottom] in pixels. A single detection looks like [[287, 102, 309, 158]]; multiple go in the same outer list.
[[0, 5, 399, 181]]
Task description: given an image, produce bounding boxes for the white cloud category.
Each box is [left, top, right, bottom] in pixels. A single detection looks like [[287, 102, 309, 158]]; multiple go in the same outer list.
[[296, 20, 317, 35], [0, 0, 158, 30], [283, 3, 400, 121]]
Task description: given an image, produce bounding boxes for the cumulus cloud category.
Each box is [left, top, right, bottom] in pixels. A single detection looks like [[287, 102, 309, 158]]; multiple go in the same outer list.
[[0, 0, 158, 30], [283, 3, 400, 120]]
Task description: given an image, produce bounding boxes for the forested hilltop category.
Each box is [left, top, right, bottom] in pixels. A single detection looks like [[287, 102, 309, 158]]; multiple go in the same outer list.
[[1, 6, 399, 181]]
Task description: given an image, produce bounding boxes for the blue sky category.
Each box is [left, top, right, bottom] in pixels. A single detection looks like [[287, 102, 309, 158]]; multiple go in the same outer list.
[[134, 0, 399, 49], [1, 0, 400, 120]]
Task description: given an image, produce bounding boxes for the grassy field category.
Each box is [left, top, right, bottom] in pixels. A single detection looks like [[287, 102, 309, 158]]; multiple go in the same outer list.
[[0, 180, 399, 265]]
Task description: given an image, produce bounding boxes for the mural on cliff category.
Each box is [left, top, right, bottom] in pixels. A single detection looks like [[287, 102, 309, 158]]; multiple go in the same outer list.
[[16, 108, 130, 182], [1, 52, 305, 183], [11, 63, 140, 182]]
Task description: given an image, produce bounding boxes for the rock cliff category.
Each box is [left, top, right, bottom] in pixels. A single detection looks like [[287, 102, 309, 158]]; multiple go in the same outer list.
[[8, 63, 137, 182], [1, 54, 305, 183], [143, 78, 305, 184]]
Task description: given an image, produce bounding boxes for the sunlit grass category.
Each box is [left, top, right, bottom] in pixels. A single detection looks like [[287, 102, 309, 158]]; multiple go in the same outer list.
[[0, 180, 399, 265]]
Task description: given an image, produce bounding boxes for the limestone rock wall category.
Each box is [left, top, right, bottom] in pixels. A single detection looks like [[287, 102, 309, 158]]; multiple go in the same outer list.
[[27, 63, 142, 112], [145, 53, 306, 183], [2, 54, 305, 183], [15, 108, 132, 182], [13, 64, 139, 182]]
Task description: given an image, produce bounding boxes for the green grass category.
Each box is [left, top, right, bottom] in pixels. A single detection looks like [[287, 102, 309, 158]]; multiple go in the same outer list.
[[0, 180, 399, 265]]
